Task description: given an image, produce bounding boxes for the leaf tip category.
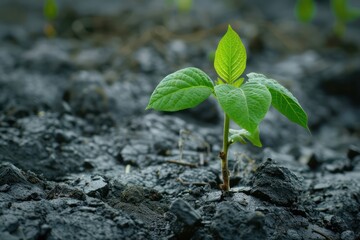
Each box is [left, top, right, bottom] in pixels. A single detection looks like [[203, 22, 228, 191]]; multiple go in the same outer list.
[[227, 24, 236, 35], [145, 105, 152, 110]]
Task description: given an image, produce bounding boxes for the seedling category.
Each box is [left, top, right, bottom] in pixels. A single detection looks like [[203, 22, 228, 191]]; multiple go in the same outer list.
[[146, 25, 309, 191], [43, 0, 58, 37], [295, 0, 360, 36]]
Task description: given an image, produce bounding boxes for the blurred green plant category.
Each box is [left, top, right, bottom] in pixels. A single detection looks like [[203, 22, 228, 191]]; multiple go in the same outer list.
[[146, 25, 309, 191], [295, 0, 316, 22], [43, 0, 58, 37], [166, 0, 192, 13], [295, 0, 360, 36], [331, 0, 360, 36], [44, 0, 58, 21]]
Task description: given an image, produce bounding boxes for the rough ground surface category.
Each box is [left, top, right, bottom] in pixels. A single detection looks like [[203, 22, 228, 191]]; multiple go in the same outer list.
[[0, 0, 360, 239]]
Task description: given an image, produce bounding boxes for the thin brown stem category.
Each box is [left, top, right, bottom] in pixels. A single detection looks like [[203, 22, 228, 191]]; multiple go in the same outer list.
[[220, 113, 230, 191]]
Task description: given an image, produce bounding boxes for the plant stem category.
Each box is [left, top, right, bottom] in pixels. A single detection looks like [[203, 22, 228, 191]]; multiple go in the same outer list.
[[220, 113, 230, 191]]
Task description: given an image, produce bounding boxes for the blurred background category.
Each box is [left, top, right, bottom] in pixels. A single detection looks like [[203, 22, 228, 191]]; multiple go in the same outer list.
[[0, 0, 359, 155]]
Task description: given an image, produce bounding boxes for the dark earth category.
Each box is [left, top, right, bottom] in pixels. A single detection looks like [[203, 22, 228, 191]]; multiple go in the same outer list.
[[1, 0, 360, 239]]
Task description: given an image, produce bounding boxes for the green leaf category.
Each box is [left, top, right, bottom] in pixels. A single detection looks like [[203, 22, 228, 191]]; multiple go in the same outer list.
[[247, 72, 309, 131], [44, 0, 58, 21], [295, 0, 316, 22], [217, 77, 244, 87], [233, 78, 244, 88], [229, 127, 262, 147], [177, 0, 192, 12], [215, 78, 226, 85], [146, 67, 214, 111], [331, 0, 348, 22], [331, 0, 360, 22], [229, 129, 247, 144], [214, 25, 247, 83], [243, 127, 262, 147], [215, 82, 271, 133]]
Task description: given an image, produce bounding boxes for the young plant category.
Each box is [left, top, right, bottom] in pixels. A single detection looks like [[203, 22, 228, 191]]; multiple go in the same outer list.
[[295, 0, 360, 36], [43, 0, 58, 37], [146, 25, 309, 191]]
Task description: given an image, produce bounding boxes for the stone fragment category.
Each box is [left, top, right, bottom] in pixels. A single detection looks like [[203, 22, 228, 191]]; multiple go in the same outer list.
[[347, 145, 360, 161], [0, 162, 28, 185], [250, 159, 303, 206], [169, 199, 201, 238], [170, 199, 201, 226]]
